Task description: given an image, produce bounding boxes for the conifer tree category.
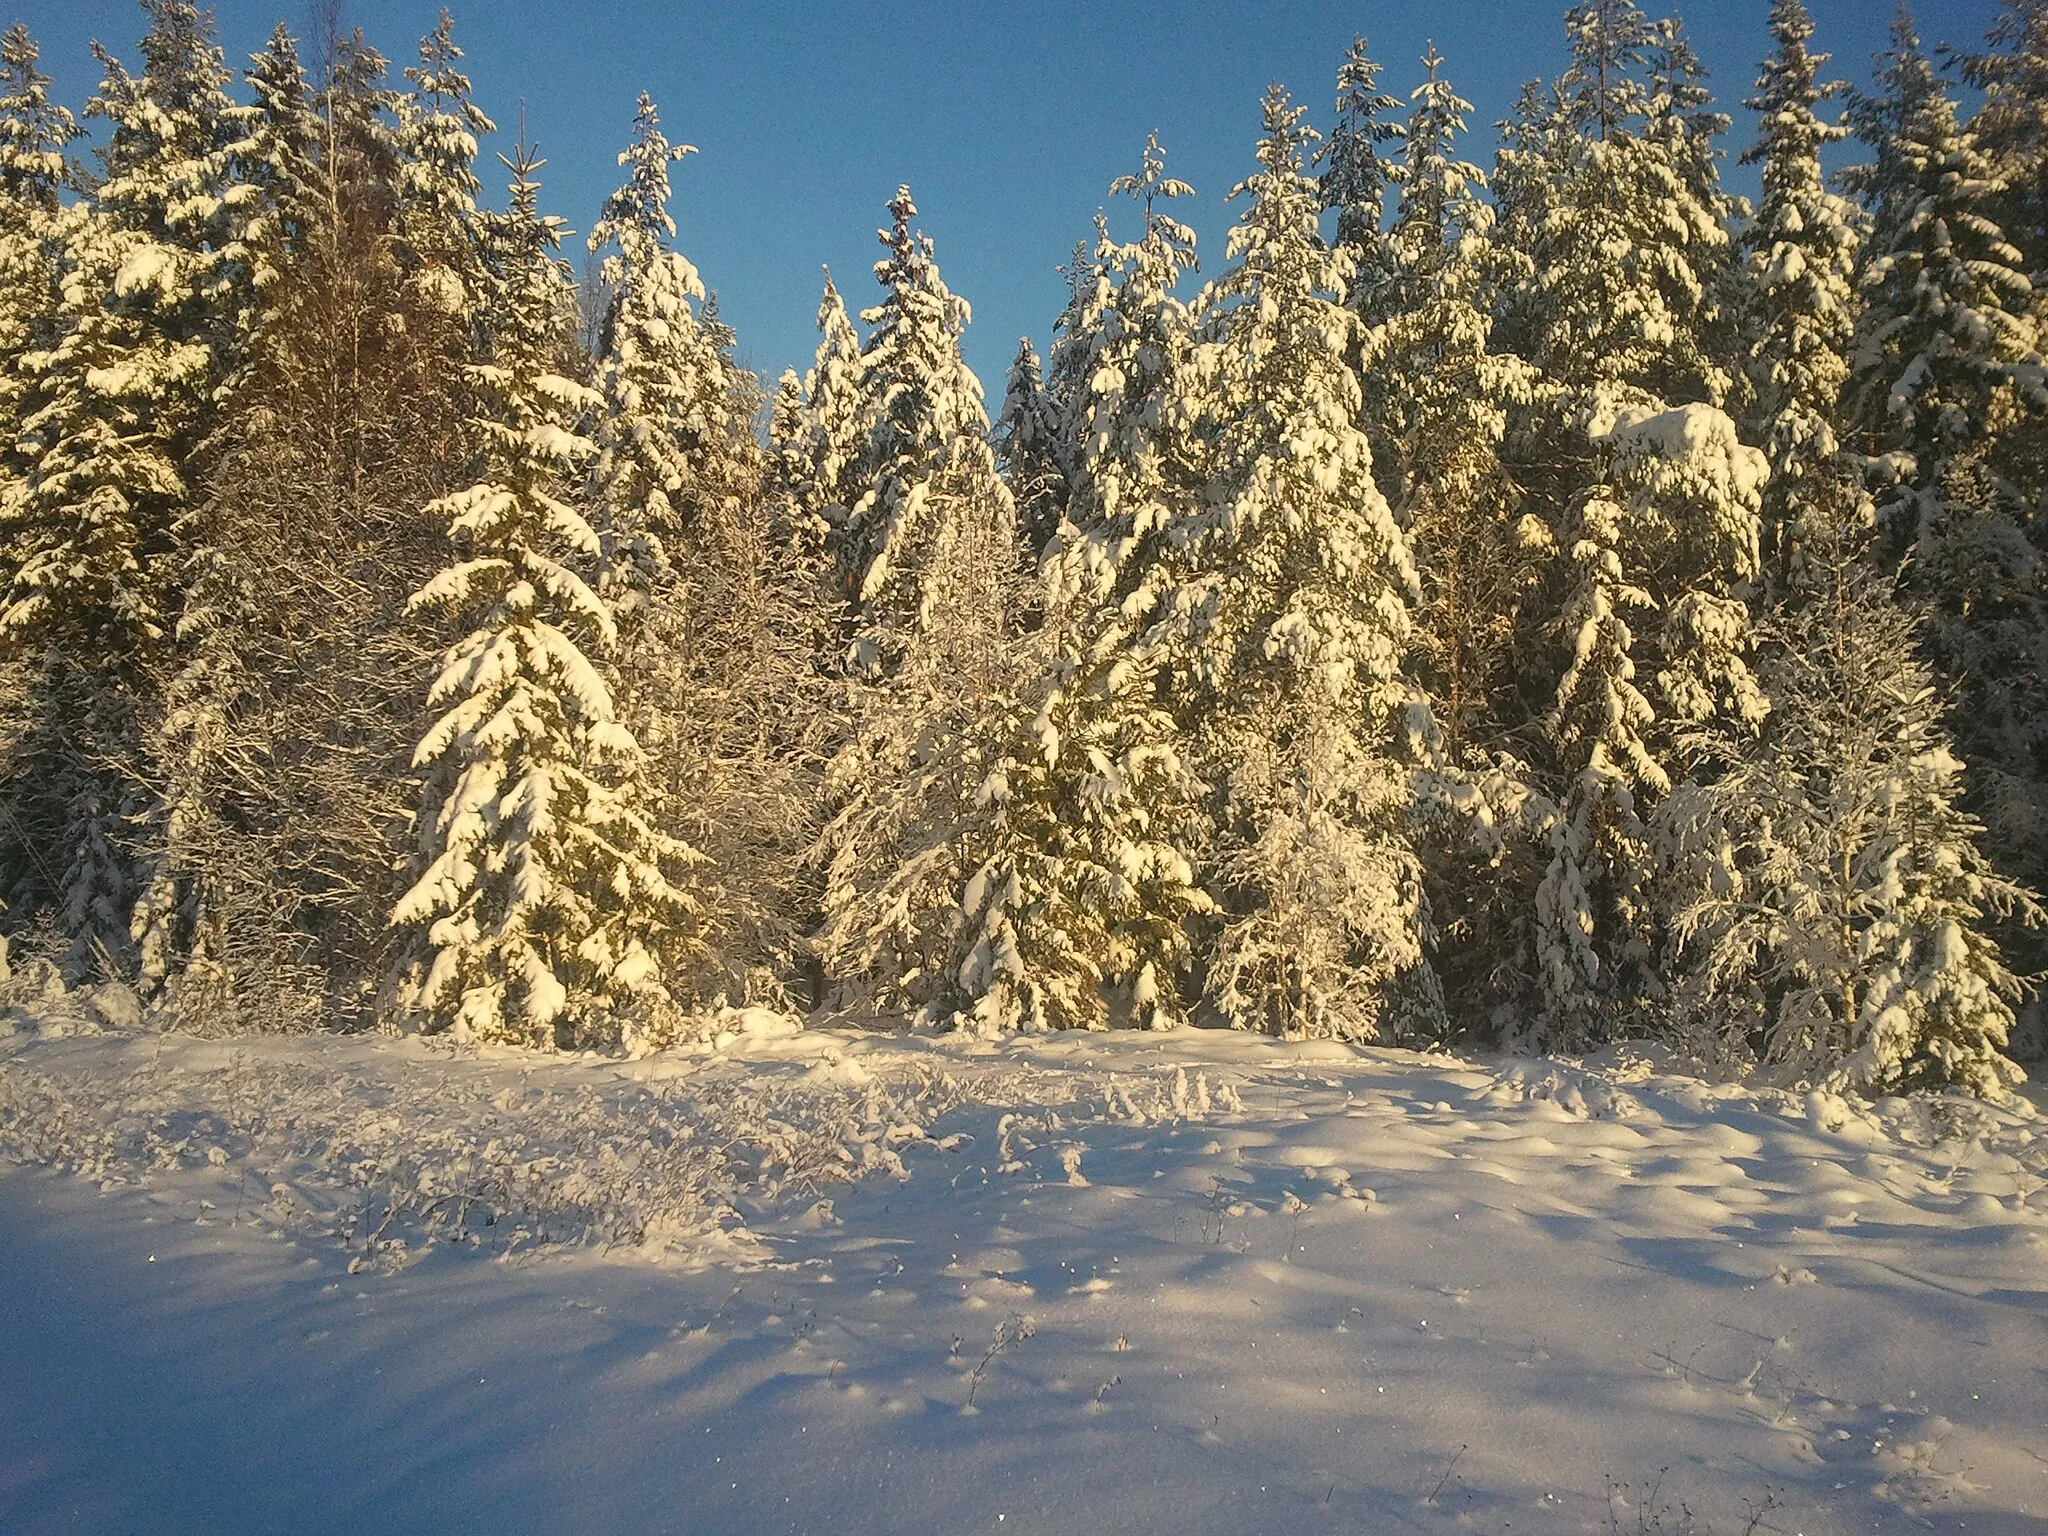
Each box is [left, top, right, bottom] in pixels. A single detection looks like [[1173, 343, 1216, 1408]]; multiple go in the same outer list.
[[587, 92, 710, 603], [1168, 87, 1433, 1039], [0, 23, 75, 439], [1366, 47, 1538, 746], [1847, 6, 2048, 1007], [121, 22, 330, 1001], [1528, 396, 1769, 1044], [833, 185, 1013, 671], [1847, 6, 2042, 557], [812, 187, 1018, 1020], [585, 93, 809, 1013], [1354, 47, 1546, 1026], [785, 269, 864, 560], [1961, 1, 2048, 288], [0, 0, 246, 975], [392, 141, 689, 1045], [1494, 0, 1731, 407], [393, 11, 492, 335], [1663, 535, 2035, 1098], [1317, 34, 1403, 308], [1739, 0, 1862, 593], [994, 337, 1064, 557], [942, 133, 1209, 1034], [1036, 236, 1111, 514]]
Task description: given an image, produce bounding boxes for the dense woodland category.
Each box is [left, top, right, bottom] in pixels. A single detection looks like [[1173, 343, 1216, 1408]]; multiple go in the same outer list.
[[0, 0, 2043, 1097]]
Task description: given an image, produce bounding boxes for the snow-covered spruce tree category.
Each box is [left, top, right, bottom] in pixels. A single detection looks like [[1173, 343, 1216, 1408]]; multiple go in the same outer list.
[[1317, 34, 1403, 313], [812, 186, 1021, 1022], [1493, 0, 1732, 410], [938, 132, 1210, 1035], [1846, 6, 2048, 986], [122, 21, 336, 1005], [1529, 394, 1769, 1047], [585, 93, 817, 1015], [781, 269, 865, 561], [1365, 46, 1539, 748], [1661, 524, 2035, 1098], [1961, 2, 2048, 539], [1646, 17, 1745, 409], [1354, 47, 1547, 1030], [1157, 87, 1434, 1040], [393, 10, 492, 350], [0, 21, 74, 978], [1035, 236, 1111, 522], [1846, 7, 2042, 562], [170, 20, 479, 1029], [0, 23, 76, 445], [833, 184, 1014, 671], [391, 141, 691, 1047], [768, 366, 806, 475], [994, 337, 1065, 558], [1962, 0, 2048, 287], [1738, 0, 1863, 595], [0, 0, 247, 978], [586, 92, 712, 607]]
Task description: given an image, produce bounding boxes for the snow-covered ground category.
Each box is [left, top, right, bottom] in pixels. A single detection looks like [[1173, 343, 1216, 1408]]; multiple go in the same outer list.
[[3, 1007, 2046, 1535]]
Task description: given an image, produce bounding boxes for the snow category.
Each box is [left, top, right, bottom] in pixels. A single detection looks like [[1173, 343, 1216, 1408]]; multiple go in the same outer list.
[[4, 1014, 2045, 1534]]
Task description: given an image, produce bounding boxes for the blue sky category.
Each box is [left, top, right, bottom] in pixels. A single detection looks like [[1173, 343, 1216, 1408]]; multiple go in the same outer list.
[[21, 0, 2007, 395]]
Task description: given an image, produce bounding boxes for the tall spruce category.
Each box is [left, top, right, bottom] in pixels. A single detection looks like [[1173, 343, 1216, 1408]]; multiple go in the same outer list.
[[813, 187, 1019, 1021], [1494, 0, 1731, 407], [0, 23, 75, 439], [944, 132, 1208, 1034], [0, 0, 246, 976], [832, 185, 1013, 671], [1168, 87, 1433, 1039], [1847, 5, 2048, 971], [1663, 530, 2035, 1097], [392, 141, 688, 1045], [785, 270, 864, 562], [1739, 0, 1862, 594]]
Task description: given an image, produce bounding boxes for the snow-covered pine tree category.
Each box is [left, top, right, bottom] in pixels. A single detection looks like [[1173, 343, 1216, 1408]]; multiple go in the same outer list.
[[1160, 86, 1433, 1040], [1354, 46, 1546, 1030], [1662, 531, 2035, 1098], [392, 139, 691, 1046], [0, 0, 246, 977], [940, 132, 1209, 1035], [1035, 235, 1111, 523], [1738, 0, 1863, 594], [0, 21, 74, 979], [587, 92, 709, 605], [1646, 17, 1744, 408], [1961, 3, 2048, 585], [768, 366, 805, 470], [1846, 6, 2042, 560], [584, 92, 815, 1016], [1846, 5, 2048, 979], [1961, 0, 2048, 287], [1365, 46, 1539, 746], [121, 21, 335, 1004], [174, 18, 481, 1028]]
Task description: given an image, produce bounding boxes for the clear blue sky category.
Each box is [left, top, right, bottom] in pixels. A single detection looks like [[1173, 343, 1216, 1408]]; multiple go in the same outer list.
[[19, 0, 2007, 394]]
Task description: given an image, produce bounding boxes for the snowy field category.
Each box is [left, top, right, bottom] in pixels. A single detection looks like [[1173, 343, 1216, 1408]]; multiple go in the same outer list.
[[3, 1004, 2046, 1535]]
